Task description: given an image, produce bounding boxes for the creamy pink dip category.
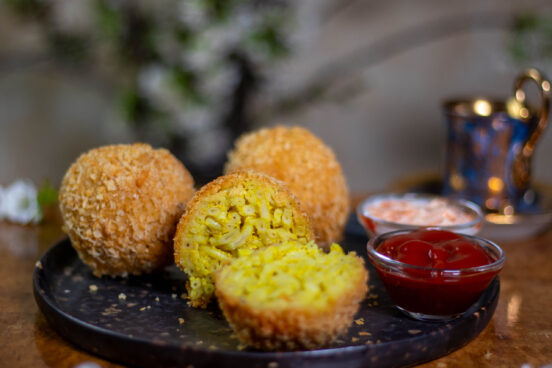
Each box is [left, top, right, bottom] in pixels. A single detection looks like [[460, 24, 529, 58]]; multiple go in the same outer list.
[[366, 198, 475, 226]]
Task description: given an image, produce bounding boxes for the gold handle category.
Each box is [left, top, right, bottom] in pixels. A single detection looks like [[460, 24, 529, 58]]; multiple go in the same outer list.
[[512, 68, 550, 189]]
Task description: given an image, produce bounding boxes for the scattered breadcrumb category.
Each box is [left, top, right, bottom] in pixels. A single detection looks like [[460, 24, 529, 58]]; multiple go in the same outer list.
[[171, 293, 178, 299], [72, 275, 84, 282], [155, 297, 160, 302], [118, 293, 127, 300], [178, 318, 185, 324], [139, 307, 146, 311], [102, 306, 121, 316], [355, 318, 365, 326], [358, 331, 372, 336], [35, 261, 43, 270], [351, 337, 359, 342], [237, 344, 247, 351], [408, 329, 421, 335], [88, 284, 98, 292]]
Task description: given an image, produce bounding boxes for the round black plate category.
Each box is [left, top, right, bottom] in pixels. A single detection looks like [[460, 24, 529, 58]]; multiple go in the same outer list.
[[33, 218, 499, 368]]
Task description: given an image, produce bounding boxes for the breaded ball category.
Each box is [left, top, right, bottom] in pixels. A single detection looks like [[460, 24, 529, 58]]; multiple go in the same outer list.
[[215, 240, 368, 351], [225, 126, 350, 245], [174, 171, 313, 308], [59, 143, 195, 277]]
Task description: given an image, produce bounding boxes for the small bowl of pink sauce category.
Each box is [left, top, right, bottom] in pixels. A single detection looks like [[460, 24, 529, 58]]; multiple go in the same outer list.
[[357, 193, 484, 237]]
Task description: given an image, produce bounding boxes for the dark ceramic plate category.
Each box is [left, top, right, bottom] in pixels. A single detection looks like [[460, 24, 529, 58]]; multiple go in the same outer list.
[[33, 217, 499, 368]]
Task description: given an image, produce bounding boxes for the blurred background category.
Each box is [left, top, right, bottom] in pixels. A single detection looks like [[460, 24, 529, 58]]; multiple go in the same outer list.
[[1, 0, 552, 194]]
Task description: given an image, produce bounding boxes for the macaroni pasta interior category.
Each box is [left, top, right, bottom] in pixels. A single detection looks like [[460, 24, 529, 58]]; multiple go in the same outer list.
[[215, 240, 368, 350], [217, 241, 366, 310], [174, 171, 313, 308]]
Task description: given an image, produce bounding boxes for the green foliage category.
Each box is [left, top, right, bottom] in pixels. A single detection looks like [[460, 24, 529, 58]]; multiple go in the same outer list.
[[170, 67, 205, 105], [4, 0, 48, 17], [47, 31, 90, 64], [37, 181, 58, 214], [510, 13, 552, 63], [203, 0, 238, 21], [250, 22, 288, 58], [515, 13, 540, 31], [174, 26, 193, 45], [119, 88, 148, 125], [4, 0, 293, 176], [95, 0, 158, 64], [95, 0, 124, 40]]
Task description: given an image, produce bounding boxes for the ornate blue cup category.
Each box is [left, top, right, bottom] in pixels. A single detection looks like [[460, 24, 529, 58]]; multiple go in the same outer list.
[[443, 69, 550, 214]]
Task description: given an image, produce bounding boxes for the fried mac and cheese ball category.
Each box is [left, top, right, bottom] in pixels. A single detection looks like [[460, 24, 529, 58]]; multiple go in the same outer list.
[[59, 143, 194, 277], [215, 241, 368, 350], [225, 126, 350, 245], [173, 171, 313, 308]]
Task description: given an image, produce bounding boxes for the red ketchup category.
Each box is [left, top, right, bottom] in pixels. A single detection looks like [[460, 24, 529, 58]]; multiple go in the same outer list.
[[374, 229, 499, 316]]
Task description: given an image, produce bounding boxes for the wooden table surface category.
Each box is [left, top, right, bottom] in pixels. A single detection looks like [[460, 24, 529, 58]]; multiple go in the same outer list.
[[1, 208, 552, 368]]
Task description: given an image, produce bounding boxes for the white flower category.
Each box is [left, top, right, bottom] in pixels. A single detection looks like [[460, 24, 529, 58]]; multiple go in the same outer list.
[[0, 180, 42, 225], [138, 64, 167, 100], [172, 105, 225, 137], [177, 0, 208, 30], [138, 65, 184, 113]]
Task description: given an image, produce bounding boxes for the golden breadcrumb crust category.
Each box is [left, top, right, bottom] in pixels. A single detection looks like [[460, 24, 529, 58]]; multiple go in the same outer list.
[[215, 254, 368, 351], [59, 143, 194, 277], [225, 125, 350, 246], [173, 170, 314, 308]]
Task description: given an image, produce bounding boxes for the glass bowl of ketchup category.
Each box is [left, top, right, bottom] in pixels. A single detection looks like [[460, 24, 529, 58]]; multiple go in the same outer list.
[[357, 193, 484, 237], [367, 228, 505, 321]]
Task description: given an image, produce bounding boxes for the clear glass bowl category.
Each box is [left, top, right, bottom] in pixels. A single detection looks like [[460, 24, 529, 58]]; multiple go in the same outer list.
[[357, 193, 484, 237], [367, 229, 505, 321]]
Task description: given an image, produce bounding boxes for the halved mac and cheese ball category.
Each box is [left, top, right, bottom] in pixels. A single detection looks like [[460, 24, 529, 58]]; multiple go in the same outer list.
[[225, 125, 350, 246], [59, 143, 195, 277], [174, 171, 313, 308], [215, 240, 368, 350]]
